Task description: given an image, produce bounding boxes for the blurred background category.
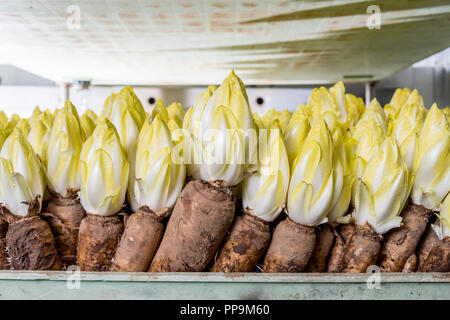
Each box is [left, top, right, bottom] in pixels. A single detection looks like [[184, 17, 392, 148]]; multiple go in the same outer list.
[[0, 0, 449, 116]]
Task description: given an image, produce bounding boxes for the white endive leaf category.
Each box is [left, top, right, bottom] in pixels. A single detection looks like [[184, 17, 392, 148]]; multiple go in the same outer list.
[[328, 129, 352, 223], [287, 120, 334, 226], [131, 116, 185, 212], [27, 112, 52, 164], [101, 87, 146, 155], [284, 109, 310, 166], [0, 158, 34, 216], [46, 108, 84, 195], [329, 81, 347, 122], [200, 106, 246, 186], [0, 128, 45, 213], [412, 104, 450, 210], [79, 119, 129, 216], [353, 137, 408, 234], [242, 122, 290, 222], [185, 86, 216, 179], [197, 72, 254, 186]]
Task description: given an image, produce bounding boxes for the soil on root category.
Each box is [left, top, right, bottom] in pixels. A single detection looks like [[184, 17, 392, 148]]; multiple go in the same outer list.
[[402, 254, 417, 272], [420, 237, 450, 272], [111, 206, 166, 272], [340, 224, 383, 273], [211, 212, 270, 272], [6, 216, 60, 270], [0, 219, 8, 270], [327, 224, 356, 272], [306, 223, 335, 272], [41, 195, 86, 268], [417, 224, 441, 269], [262, 217, 315, 273], [149, 180, 235, 272], [378, 201, 431, 272], [77, 214, 124, 271]]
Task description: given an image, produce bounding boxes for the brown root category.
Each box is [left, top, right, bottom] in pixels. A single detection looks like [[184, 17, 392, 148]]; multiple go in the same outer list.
[[341, 224, 382, 273], [111, 206, 166, 272], [420, 237, 450, 272], [41, 194, 86, 267], [262, 217, 316, 273], [327, 224, 356, 272], [417, 225, 441, 269], [211, 212, 270, 272], [402, 254, 417, 272], [0, 219, 8, 270], [77, 214, 124, 271], [378, 202, 430, 272], [306, 223, 335, 272], [6, 216, 60, 270], [149, 180, 235, 272]]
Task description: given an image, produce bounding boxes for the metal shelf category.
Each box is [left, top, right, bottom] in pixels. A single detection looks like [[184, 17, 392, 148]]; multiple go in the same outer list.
[[0, 271, 448, 300]]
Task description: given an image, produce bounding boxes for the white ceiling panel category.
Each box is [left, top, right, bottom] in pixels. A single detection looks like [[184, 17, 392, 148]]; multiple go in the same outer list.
[[0, 0, 449, 85]]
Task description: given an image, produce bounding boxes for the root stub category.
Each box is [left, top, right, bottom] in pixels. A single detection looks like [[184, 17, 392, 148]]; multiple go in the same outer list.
[[211, 212, 270, 272], [149, 180, 235, 272], [340, 224, 382, 273], [306, 223, 335, 272], [262, 217, 315, 273], [6, 216, 60, 270], [0, 219, 8, 270], [378, 202, 430, 272], [420, 237, 450, 272], [77, 214, 124, 271], [327, 224, 356, 272], [41, 195, 86, 267], [111, 207, 165, 272], [402, 254, 417, 273], [417, 225, 441, 269]]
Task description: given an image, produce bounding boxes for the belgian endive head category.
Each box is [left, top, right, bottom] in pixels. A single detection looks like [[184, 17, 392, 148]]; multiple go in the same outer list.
[[101, 87, 146, 155], [27, 111, 53, 164], [197, 71, 255, 186], [392, 103, 427, 174], [46, 105, 84, 196], [0, 128, 45, 216], [287, 120, 334, 226], [353, 137, 409, 234], [411, 104, 450, 210], [79, 119, 129, 216], [242, 121, 290, 222], [327, 129, 353, 224], [130, 115, 185, 212]]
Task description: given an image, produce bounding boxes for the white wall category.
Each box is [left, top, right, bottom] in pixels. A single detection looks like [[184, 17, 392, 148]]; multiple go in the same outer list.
[[0, 85, 314, 118]]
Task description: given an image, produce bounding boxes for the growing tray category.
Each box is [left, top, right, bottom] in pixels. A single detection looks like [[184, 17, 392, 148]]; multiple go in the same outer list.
[[0, 271, 448, 300]]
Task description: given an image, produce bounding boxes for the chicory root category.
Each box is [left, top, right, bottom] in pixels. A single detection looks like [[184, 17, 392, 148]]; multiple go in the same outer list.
[[378, 201, 431, 272], [327, 224, 355, 272], [340, 224, 383, 273], [6, 215, 60, 270], [417, 224, 441, 269], [111, 207, 167, 272], [42, 193, 85, 267], [149, 180, 235, 272], [402, 254, 417, 272], [0, 219, 8, 270], [306, 223, 335, 272], [77, 214, 124, 271], [211, 212, 270, 272], [263, 217, 315, 273], [420, 237, 449, 272]]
